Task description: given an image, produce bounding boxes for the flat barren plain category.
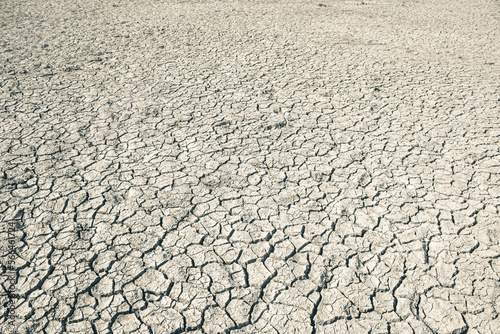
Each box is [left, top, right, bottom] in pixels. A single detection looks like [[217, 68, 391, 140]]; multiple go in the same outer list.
[[0, 0, 499, 333]]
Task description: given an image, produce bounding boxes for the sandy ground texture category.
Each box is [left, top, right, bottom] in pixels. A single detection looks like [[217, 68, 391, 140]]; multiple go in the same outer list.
[[1, 0, 499, 333]]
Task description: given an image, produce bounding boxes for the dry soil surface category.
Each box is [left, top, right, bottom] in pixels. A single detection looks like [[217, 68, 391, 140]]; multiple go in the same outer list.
[[0, 0, 499, 333]]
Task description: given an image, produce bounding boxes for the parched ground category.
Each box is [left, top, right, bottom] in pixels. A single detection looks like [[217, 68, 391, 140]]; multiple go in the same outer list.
[[0, 0, 499, 333]]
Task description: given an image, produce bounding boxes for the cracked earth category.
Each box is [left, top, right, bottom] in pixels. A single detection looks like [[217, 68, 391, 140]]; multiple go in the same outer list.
[[0, 0, 499, 333]]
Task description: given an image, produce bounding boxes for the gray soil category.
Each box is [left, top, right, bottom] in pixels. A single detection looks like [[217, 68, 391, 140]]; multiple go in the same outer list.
[[0, 0, 499, 333]]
